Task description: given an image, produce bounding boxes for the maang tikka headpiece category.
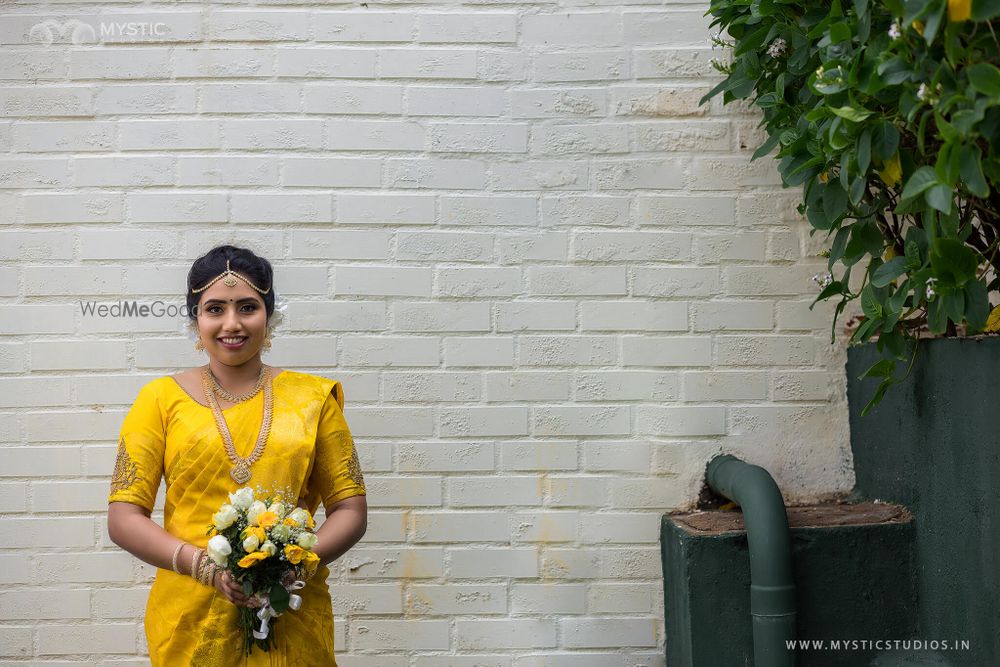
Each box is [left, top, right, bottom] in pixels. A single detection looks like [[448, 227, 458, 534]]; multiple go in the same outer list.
[[191, 259, 270, 295]]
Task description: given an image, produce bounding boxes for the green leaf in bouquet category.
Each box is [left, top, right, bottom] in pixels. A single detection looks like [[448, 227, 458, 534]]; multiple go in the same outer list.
[[269, 582, 291, 614]]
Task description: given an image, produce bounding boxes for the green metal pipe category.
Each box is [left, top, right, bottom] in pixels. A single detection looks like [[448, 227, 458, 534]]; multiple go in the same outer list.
[[706, 454, 796, 666]]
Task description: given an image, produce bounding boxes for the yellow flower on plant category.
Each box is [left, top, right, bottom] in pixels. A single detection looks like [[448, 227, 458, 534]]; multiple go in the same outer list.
[[256, 511, 279, 530], [883, 246, 896, 261], [948, 0, 971, 22], [819, 170, 829, 183], [237, 551, 269, 568], [877, 152, 902, 187], [284, 544, 306, 565], [984, 305, 1000, 333], [911, 20, 924, 35]]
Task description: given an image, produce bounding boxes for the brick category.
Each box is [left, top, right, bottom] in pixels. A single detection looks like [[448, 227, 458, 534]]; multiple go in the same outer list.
[[580, 301, 687, 331], [450, 547, 538, 577], [408, 584, 507, 615], [496, 301, 576, 332], [397, 442, 494, 472], [412, 512, 508, 542], [540, 197, 629, 226], [574, 231, 692, 261], [456, 619, 557, 649]]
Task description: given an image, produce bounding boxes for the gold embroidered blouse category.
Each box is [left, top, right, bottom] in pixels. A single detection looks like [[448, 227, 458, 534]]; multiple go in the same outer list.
[[108, 370, 366, 666]]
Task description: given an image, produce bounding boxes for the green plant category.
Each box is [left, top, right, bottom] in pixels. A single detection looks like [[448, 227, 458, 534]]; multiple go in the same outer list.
[[701, 0, 1000, 413]]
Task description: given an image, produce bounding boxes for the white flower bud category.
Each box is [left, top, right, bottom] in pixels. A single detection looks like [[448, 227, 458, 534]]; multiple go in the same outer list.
[[207, 535, 232, 566], [212, 504, 238, 530], [242, 534, 260, 552], [260, 540, 277, 556], [228, 487, 255, 511], [296, 532, 319, 550], [247, 500, 267, 525]]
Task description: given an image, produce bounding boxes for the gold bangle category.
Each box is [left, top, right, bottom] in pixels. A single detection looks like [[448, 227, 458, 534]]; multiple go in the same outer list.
[[171, 542, 185, 574], [190, 547, 201, 580]]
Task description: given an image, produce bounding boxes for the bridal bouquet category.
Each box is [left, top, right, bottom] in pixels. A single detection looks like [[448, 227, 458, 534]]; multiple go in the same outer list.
[[205, 487, 320, 655]]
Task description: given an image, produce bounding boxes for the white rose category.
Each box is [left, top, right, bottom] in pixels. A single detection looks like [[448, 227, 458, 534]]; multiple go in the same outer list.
[[247, 500, 267, 525], [270, 524, 291, 542], [212, 504, 238, 530], [296, 532, 318, 550], [228, 487, 255, 510], [289, 508, 311, 527], [207, 535, 232, 566], [267, 501, 285, 518], [260, 540, 277, 556], [242, 534, 260, 552]]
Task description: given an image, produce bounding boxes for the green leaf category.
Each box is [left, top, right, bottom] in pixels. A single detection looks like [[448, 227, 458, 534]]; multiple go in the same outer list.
[[959, 144, 989, 198], [751, 133, 782, 161], [831, 106, 873, 122], [830, 22, 852, 44], [943, 290, 965, 324], [900, 166, 939, 200], [849, 176, 867, 206], [823, 182, 849, 221], [972, 0, 1000, 20], [861, 284, 883, 319], [269, 582, 291, 614], [925, 183, 953, 213], [968, 63, 1000, 97], [871, 121, 899, 161], [857, 129, 872, 173], [860, 377, 893, 416], [964, 279, 990, 330], [927, 294, 948, 333], [871, 256, 908, 287], [859, 358, 895, 380], [931, 238, 979, 286]]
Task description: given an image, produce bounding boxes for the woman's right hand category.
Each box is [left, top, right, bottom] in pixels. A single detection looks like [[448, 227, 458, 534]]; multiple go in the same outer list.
[[214, 569, 258, 608]]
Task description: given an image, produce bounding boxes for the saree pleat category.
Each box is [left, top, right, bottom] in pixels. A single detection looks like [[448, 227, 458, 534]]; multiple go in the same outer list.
[[108, 371, 366, 667]]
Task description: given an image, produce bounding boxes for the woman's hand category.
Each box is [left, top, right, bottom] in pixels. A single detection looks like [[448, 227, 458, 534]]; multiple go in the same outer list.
[[214, 569, 259, 608]]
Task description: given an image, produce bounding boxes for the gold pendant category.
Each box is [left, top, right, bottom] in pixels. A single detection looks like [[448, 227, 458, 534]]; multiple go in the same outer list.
[[231, 463, 251, 484], [224, 274, 238, 288]]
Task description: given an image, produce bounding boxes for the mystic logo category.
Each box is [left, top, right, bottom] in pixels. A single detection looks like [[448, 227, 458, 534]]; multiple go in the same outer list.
[[27, 19, 168, 45]]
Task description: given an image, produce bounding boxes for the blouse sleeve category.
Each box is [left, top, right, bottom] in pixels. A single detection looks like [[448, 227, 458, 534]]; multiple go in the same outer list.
[[107, 381, 166, 513], [310, 381, 366, 510]]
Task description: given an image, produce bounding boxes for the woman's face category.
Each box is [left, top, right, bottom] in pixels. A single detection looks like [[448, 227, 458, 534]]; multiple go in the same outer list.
[[195, 279, 268, 365]]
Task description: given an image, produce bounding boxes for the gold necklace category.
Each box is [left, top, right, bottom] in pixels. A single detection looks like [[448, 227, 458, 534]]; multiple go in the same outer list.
[[202, 366, 273, 484], [206, 364, 266, 403]]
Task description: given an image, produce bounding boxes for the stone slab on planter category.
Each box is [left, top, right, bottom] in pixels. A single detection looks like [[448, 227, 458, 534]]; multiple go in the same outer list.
[[848, 336, 1000, 665], [661, 502, 917, 666]]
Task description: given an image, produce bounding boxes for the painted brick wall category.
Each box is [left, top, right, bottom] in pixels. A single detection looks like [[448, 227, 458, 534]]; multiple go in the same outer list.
[[0, 5, 852, 664]]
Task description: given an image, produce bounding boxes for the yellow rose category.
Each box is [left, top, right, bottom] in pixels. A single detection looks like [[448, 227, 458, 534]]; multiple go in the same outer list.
[[283, 517, 298, 527], [237, 551, 269, 568], [284, 544, 306, 565], [948, 0, 971, 22], [256, 511, 279, 530], [241, 526, 266, 543]]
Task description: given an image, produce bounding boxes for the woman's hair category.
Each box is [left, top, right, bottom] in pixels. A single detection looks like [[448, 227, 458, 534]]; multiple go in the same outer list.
[[185, 245, 275, 321]]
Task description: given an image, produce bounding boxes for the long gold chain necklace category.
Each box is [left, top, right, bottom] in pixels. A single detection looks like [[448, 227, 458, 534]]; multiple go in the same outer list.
[[202, 366, 273, 484], [206, 364, 266, 403]]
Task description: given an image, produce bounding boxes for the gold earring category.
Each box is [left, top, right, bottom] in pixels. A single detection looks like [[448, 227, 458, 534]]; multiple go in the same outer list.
[[262, 334, 272, 351], [195, 338, 204, 351]]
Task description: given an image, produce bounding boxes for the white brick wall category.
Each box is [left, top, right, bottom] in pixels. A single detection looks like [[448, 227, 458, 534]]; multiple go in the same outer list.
[[0, 4, 852, 665]]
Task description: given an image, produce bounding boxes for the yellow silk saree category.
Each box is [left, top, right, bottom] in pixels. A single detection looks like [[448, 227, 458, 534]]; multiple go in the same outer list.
[[108, 371, 366, 666]]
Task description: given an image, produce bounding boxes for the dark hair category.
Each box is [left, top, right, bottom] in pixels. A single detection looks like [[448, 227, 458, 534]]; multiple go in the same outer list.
[[185, 245, 275, 321]]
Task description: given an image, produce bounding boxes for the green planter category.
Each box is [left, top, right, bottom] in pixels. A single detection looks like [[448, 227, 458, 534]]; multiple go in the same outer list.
[[847, 336, 1000, 665]]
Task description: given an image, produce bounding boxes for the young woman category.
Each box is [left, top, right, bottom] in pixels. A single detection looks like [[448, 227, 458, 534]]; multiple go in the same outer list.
[[107, 244, 367, 666]]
